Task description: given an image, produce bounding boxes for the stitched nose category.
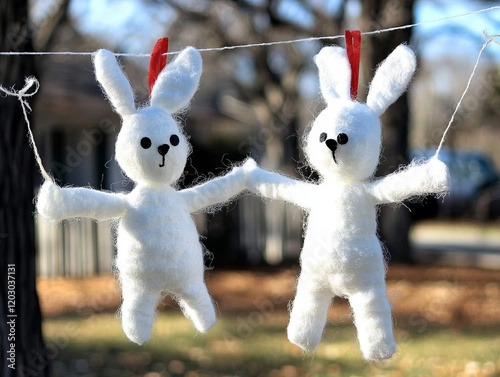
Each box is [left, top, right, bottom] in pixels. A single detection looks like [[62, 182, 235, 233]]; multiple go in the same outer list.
[[158, 144, 170, 156], [325, 139, 337, 153]]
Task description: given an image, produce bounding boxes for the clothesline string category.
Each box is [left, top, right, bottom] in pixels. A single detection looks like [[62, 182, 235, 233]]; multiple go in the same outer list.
[[0, 5, 498, 180], [0, 77, 52, 182], [0, 5, 498, 57], [1, 32, 498, 180], [435, 31, 500, 158]]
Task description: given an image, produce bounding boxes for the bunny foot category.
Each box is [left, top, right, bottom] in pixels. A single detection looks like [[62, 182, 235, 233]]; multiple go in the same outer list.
[[360, 338, 396, 362], [287, 277, 331, 352], [177, 284, 217, 333], [287, 303, 328, 353], [349, 290, 396, 361], [121, 291, 161, 345]]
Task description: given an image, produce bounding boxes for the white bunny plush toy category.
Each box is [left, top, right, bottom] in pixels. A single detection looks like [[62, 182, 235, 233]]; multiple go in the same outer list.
[[37, 47, 250, 345], [245, 45, 450, 361]]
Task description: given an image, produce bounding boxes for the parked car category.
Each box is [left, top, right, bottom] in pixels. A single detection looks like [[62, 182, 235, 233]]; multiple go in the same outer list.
[[409, 148, 500, 220]]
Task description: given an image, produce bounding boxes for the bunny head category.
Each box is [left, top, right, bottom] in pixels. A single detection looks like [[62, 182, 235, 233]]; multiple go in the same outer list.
[[93, 47, 202, 186], [305, 44, 416, 182]]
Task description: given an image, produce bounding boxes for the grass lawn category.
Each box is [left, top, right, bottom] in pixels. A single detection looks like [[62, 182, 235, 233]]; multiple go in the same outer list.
[[43, 311, 500, 377]]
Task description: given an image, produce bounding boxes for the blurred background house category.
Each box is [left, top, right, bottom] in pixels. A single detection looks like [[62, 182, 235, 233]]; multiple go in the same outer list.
[[27, 0, 500, 277]]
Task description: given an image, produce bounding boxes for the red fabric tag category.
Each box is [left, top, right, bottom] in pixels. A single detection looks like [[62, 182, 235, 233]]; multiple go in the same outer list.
[[345, 30, 361, 100], [148, 37, 169, 96]]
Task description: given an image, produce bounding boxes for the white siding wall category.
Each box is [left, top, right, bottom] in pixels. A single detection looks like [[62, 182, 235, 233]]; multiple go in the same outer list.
[[36, 216, 115, 277]]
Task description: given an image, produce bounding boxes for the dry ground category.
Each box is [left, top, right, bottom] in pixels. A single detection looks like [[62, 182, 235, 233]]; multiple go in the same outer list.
[[38, 264, 500, 328]]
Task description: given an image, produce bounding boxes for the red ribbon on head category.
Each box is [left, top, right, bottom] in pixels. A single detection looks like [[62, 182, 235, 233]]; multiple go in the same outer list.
[[148, 37, 169, 96], [344, 30, 361, 100]]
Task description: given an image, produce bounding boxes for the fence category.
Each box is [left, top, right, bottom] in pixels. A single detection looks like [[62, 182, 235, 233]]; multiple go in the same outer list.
[[34, 197, 303, 277], [35, 216, 115, 277]]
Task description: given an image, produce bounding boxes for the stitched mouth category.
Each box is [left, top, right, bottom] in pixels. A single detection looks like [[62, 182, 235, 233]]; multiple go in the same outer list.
[[325, 139, 338, 164], [332, 152, 337, 164], [157, 144, 170, 167]]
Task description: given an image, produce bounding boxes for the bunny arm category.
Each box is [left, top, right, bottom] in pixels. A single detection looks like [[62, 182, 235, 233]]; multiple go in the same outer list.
[[367, 157, 450, 205], [246, 165, 315, 210], [179, 164, 248, 213], [37, 181, 127, 222]]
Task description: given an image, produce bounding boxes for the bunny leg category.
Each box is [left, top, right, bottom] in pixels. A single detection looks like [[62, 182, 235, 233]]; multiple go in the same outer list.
[[176, 282, 217, 333], [287, 274, 332, 352], [348, 286, 396, 361], [120, 277, 162, 345]]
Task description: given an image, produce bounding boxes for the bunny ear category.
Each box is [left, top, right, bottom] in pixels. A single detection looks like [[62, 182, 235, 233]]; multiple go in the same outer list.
[[314, 46, 351, 104], [150, 46, 202, 114], [93, 49, 136, 116], [366, 44, 416, 116]]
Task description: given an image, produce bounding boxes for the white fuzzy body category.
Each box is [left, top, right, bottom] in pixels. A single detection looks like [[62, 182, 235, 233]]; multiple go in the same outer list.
[[116, 186, 202, 283], [288, 181, 392, 360], [248, 156, 449, 361], [37, 164, 247, 345], [115, 185, 216, 344], [245, 44, 451, 361], [36, 46, 248, 345], [301, 182, 381, 280]]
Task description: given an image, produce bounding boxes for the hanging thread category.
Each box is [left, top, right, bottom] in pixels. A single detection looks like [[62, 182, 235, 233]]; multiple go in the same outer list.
[[0, 6, 498, 178], [0, 5, 498, 58], [434, 32, 500, 158], [0, 77, 52, 182]]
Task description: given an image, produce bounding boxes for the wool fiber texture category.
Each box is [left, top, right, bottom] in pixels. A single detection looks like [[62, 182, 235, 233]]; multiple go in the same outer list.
[[37, 47, 248, 345], [245, 44, 450, 361]]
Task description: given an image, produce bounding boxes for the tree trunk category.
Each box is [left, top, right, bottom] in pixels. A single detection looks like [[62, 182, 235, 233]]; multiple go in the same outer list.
[[361, 0, 415, 263], [0, 1, 49, 376]]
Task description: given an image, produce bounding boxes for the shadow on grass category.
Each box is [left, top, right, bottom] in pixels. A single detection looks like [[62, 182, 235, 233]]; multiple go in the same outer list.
[[43, 312, 500, 377]]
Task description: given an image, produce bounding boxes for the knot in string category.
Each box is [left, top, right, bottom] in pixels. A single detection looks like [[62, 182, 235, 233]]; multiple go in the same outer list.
[[0, 76, 52, 182]]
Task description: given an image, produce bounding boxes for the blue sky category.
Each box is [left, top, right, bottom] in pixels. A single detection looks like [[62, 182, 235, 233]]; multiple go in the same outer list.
[[30, 0, 499, 62], [414, 0, 500, 60], [68, 0, 175, 53], [53, 0, 498, 100]]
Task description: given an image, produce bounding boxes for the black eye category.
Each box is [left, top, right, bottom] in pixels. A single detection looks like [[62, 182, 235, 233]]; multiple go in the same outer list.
[[170, 134, 180, 147], [337, 133, 348, 145], [319, 132, 327, 143], [140, 137, 152, 149]]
